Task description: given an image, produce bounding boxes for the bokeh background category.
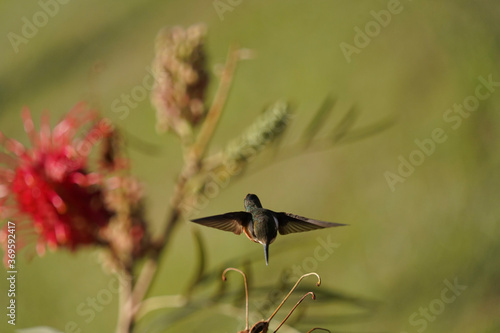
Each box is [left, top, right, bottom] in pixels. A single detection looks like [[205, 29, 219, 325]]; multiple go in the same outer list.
[[1, 1, 500, 332]]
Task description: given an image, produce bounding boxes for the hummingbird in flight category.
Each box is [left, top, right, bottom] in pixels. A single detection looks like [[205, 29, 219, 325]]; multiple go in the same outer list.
[[190, 193, 346, 265]]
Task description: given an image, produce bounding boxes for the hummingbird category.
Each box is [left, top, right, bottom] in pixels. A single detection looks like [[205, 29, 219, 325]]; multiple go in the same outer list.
[[190, 193, 346, 265]]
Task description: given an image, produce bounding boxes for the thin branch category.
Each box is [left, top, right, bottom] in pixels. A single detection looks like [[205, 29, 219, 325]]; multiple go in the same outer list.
[[115, 270, 134, 333], [190, 44, 240, 162], [131, 259, 158, 314], [236, 114, 396, 179], [157, 44, 241, 250], [128, 45, 242, 325]]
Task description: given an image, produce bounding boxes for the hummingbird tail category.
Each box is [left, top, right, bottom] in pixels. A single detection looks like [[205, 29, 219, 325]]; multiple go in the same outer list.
[[264, 243, 269, 266]]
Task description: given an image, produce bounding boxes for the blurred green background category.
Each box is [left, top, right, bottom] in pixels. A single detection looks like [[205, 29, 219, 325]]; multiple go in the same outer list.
[[1, 0, 500, 332]]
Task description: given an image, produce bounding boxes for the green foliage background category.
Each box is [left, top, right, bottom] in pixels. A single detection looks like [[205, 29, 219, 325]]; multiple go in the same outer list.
[[1, 0, 499, 332]]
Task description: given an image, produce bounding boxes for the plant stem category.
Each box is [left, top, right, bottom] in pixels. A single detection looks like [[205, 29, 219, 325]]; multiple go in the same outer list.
[[115, 269, 134, 333], [158, 44, 240, 250], [190, 44, 240, 161], [122, 45, 241, 331]]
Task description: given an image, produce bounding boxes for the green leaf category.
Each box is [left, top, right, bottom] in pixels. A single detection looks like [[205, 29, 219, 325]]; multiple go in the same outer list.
[[332, 107, 359, 143], [184, 228, 207, 297], [302, 95, 336, 146], [341, 115, 397, 143]]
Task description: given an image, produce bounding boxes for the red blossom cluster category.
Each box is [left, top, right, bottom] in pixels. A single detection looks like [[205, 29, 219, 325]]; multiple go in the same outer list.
[[0, 103, 148, 264]]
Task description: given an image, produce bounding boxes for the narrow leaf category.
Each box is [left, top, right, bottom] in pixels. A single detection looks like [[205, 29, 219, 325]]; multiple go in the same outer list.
[[341, 115, 396, 143], [332, 107, 359, 143], [185, 228, 207, 297], [302, 95, 336, 146]]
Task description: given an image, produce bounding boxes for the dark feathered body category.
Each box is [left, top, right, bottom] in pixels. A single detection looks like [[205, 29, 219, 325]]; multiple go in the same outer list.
[[191, 193, 346, 265]]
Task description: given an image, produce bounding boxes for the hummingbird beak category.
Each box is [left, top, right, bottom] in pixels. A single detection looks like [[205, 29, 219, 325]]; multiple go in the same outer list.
[[264, 242, 270, 266]]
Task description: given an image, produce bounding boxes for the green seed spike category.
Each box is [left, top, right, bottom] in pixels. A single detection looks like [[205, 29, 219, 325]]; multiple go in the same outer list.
[[224, 101, 290, 168]]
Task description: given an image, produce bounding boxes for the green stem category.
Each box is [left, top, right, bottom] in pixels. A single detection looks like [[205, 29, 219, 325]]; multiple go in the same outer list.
[[126, 45, 241, 328], [115, 269, 134, 333]]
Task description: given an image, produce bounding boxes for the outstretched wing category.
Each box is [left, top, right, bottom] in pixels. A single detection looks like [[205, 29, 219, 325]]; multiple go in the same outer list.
[[190, 211, 252, 235], [276, 212, 346, 235]]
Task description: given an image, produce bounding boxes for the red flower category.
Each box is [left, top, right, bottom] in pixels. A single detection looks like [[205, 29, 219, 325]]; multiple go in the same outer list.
[[0, 103, 114, 256]]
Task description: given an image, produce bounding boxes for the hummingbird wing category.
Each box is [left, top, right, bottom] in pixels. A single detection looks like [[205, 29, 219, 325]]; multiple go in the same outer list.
[[276, 212, 346, 235], [190, 212, 252, 235]]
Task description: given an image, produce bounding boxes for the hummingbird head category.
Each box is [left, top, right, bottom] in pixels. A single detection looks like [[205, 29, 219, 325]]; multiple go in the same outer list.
[[244, 193, 262, 212]]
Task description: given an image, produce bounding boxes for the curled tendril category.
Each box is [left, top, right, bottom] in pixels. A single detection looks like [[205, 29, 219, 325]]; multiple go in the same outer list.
[[273, 292, 316, 332], [223, 268, 249, 332], [267, 272, 321, 322], [223, 269, 327, 333]]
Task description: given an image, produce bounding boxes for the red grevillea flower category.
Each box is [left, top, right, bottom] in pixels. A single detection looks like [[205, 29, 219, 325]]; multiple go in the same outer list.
[[0, 103, 114, 256]]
